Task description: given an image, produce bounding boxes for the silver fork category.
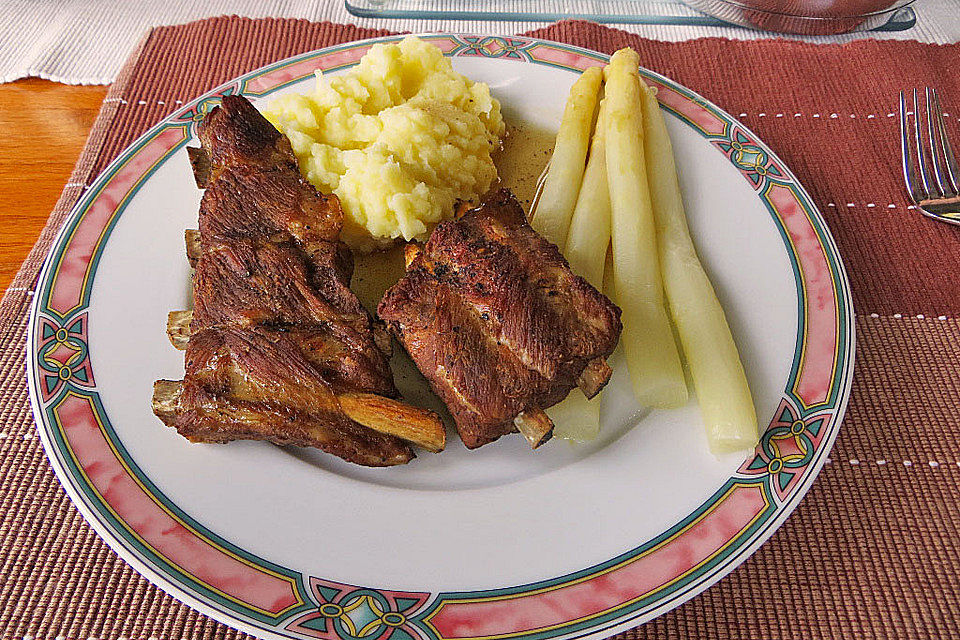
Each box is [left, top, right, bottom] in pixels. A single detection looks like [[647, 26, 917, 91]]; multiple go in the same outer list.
[[899, 88, 960, 225]]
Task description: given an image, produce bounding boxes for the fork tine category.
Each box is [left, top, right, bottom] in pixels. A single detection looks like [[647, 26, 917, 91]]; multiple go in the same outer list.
[[913, 88, 935, 200], [926, 88, 950, 197], [900, 91, 920, 202], [931, 87, 960, 196], [529, 158, 550, 217]]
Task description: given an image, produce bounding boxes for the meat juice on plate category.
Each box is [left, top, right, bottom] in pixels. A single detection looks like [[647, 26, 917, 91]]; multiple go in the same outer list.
[[492, 122, 556, 212]]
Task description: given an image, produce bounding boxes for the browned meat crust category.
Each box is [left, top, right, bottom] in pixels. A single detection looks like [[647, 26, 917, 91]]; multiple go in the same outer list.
[[156, 95, 417, 466], [378, 189, 622, 449], [157, 327, 411, 467], [189, 95, 299, 188]]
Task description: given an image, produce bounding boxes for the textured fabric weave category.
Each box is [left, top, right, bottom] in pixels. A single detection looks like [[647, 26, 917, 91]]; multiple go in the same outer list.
[[1, 0, 957, 85], [2, 17, 959, 640]]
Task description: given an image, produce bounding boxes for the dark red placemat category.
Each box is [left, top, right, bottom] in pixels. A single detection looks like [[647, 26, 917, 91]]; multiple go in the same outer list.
[[1, 17, 957, 640]]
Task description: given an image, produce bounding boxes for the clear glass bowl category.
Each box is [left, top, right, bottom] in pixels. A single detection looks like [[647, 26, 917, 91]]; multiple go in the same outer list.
[[676, 0, 917, 34], [345, 0, 918, 33]]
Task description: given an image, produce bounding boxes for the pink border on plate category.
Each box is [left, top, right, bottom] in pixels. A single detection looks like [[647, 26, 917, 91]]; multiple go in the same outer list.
[[647, 80, 727, 137], [247, 45, 373, 95], [528, 44, 605, 71], [425, 484, 768, 638], [48, 128, 188, 316], [54, 392, 301, 615], [767, 184, 838, 407]]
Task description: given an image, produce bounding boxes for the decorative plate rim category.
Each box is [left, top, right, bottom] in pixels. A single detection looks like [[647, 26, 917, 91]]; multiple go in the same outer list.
[[26, 33, 854, 640]]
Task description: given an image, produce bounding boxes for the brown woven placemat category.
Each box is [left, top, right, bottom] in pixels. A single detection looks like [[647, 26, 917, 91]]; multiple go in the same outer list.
[[2, 17, 959, 640]]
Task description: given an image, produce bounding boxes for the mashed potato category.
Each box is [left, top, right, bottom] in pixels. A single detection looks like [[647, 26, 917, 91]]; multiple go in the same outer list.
[[264, 36, 505, 250]]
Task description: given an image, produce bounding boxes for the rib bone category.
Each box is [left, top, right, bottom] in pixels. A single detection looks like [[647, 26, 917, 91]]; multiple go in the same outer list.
[[167, 310, 193, 350], [152, 380, 183, 426], [185, 229, 201, 266], [152, 380, 417, 463], [514, 407, 554, 449], [188, 146, 211, 188], [339, 393, 445, 453], [152, 379, 444, 452], [577, 357, 613, 399]]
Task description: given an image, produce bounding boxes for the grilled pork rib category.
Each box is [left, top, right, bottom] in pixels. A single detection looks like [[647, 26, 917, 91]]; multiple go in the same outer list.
[[154, 95, 442, 466], [378, 190, 622, 449]]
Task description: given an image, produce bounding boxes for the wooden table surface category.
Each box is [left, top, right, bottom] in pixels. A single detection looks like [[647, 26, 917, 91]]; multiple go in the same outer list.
[[0, 78, 108, 292]]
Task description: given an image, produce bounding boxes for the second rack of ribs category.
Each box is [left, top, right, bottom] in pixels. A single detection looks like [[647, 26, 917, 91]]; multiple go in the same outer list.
[[379, 190, 623, 450]]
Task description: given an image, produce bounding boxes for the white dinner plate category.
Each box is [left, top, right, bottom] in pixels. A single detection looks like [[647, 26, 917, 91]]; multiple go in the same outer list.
[[27, 34, 854, 640]]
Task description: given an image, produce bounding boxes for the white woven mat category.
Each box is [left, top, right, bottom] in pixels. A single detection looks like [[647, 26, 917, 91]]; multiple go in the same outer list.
[[1, 0, 957, 85]]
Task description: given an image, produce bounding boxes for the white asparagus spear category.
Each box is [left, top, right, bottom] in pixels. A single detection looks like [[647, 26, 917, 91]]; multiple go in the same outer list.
[[639, 82, 758, 453], [532, 66, 603, 249], [565, 98, 612, 291], [550, 99, 612, 441], [603, 48, 687, 409]]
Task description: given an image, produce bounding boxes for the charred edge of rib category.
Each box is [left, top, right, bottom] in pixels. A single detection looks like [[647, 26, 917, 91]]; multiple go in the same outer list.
[[404, 242, 423, 269], [167, 306, 391, 360], [453, 199, 474, 219]]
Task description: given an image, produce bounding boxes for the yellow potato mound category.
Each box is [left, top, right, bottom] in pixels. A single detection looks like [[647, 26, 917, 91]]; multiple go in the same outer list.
[[264, 36, 505, 250]]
